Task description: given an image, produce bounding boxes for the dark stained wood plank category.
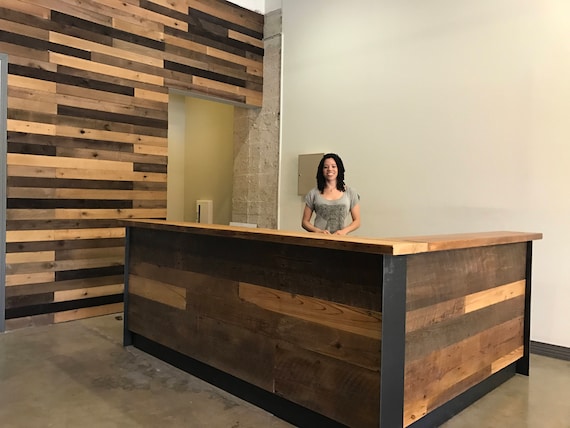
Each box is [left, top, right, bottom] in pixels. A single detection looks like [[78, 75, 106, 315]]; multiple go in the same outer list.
[[274, 341, 380, 428], [405, 296, 524, 362], [129, 260, 381, 370], [128, 293, 276, 391], [404, 317, 523, 425], [6, 292, 54, 309], [406, 243, 527, 311], [186, 0, 264, 33], [128, 227, 383, 312]]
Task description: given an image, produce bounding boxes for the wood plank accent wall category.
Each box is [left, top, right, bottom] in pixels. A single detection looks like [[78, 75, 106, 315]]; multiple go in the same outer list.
[[1, 0, 263, 327]]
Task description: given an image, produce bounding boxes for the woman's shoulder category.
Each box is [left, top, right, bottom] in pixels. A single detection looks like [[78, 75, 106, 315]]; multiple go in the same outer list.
[[344, 185, 360, 201], [304, 187, 320, 204], [343, 185, 358, 194]]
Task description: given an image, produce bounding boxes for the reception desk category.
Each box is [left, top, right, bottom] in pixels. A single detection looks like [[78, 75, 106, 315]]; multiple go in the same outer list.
[[122, 220, 541, 427]]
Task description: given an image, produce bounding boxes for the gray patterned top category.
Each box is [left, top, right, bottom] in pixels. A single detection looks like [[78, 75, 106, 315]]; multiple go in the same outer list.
[[304, 186, 360, 233]]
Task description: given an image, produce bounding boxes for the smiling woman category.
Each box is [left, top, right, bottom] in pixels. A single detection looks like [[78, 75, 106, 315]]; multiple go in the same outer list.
[[301, 153, 361, 235]]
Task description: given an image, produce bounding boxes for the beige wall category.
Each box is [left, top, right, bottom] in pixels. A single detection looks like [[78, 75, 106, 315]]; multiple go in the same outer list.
[[167, 94, 234, 225], [184, 97, 234, 225], [278, 0, 570, 348], [167, 94, 186, 222]]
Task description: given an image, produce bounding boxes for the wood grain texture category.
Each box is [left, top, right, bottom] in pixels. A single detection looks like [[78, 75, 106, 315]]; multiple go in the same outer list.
[[128, 226, 383, 312], [54, 302, 123, 323], [125, 224, 385, 425], [129, 261, 380, 370], [274, 341, 380, 428], [129, 275, 186, 309], [402, 243, 529, 427], [123, 224, 540, 428], [239, 282, 381, 339], [54, 283, 124, 302], [4, 0, 263, 330]]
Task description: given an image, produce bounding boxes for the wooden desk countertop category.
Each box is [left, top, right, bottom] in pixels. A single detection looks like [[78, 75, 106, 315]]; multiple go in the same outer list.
[[122, 220, 542, 256]]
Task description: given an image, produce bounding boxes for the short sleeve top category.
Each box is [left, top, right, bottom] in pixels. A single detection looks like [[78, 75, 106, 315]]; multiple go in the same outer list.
[[305, 186, 360, 233]]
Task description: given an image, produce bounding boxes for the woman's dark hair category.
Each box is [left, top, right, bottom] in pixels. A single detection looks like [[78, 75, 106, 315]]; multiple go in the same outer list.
[[316, 153, 346, 192]]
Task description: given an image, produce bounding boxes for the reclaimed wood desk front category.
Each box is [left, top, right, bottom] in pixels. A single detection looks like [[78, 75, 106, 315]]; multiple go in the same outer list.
[[122, 220, 541, 427]]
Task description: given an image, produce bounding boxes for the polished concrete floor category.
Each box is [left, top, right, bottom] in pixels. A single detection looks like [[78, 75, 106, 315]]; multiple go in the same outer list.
[[0, 314, 568, 427]]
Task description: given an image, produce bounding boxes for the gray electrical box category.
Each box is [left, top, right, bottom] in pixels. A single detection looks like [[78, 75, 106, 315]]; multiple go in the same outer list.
[[298, 153, 323, 196]]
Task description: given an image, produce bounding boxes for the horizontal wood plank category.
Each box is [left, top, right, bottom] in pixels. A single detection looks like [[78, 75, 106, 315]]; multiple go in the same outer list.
[[129, 274, 186, 309], [239, 282, 381, 339], [54, 283, 124, 302], [54, 302, 123, 323]]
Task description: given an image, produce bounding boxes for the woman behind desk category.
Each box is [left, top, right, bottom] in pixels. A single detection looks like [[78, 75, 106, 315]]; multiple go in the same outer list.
[[302, 153, 361, 235]]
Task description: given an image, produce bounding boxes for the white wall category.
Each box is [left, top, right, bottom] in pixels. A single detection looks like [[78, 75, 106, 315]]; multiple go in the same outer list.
[[278, 0, 570, 348], [228, 0, 266, 13]]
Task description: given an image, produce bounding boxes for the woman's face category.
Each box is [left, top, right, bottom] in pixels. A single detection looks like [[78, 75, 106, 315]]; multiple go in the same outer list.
[[322, 157, 338, 181]]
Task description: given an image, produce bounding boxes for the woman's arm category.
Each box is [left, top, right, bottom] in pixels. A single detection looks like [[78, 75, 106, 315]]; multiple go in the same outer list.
[[334, 203, 361, 235], [302, 204, 328, 233]]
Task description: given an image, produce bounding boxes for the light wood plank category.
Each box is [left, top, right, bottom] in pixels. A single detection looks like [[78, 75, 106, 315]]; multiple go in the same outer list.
[[8, 153, 133, 171], [54, 227, 125, 240], [54, 302, 123, 323], [6, 251, 55, 264], [55, 167, 167, 182], [7, 119, 56, 135], [148, 0, 188, 14], [491, 345, 524, 373], [55, 124, 167, 146], [0, 17, 48, 39], [6, 230, 55, 243], [49, 52, 164, 86], [47, 0, 113, 26], [54, 284, 124, 302], [9, 74, 57, 92], [239, 282, 381, 339], [96, 0, 187, 31], [6, 228, 125, 243], [111, 17, 165, 42], [49, 32, 164, 68], [8, 96, 58, 115], [8, 208, 165, 221], [464, 280, 526, 313], [228, 29, 264, 49], [134, 87, 169, 103], [129, 274, 186, 309], [2, 0, 50, 18], [7, 165, 57, 179], [53, 208, 165, 220], [6, 272, 55, 287], [133, 144, 168, 156]]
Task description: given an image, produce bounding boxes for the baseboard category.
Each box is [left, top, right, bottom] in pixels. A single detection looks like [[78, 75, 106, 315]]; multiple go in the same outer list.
[[531, 341, 570, 361]]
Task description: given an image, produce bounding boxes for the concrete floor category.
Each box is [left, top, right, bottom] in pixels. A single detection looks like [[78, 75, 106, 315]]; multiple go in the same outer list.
[[0, 315, 568, 428]]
